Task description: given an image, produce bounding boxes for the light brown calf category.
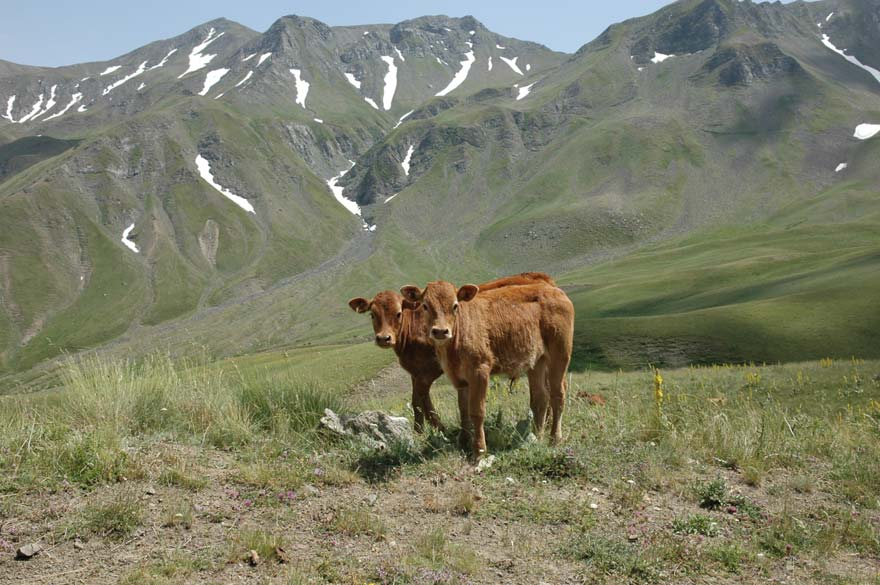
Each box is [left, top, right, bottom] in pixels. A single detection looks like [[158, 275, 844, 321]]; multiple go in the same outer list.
[[400, 280, 574, 460], [348, 273, 556, 433]]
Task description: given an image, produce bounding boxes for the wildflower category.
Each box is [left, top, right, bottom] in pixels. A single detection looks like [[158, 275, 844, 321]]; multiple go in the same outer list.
[[653, 368, 664, 419]]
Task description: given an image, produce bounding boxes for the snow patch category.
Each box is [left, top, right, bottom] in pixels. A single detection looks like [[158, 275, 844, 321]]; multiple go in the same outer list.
[[394, 47, 405, 62], [435, 50, 476, 96], [214, 92, 225, 99], [32, 84, 58, 119], [17, 94, 44, 124], [820, 34, 880, 85], [326, 161, 361, 216], [496, 44, 505, 49], [436, 57, 447, 66], [103, 60, 148, 95], [178, 27, 225, 78], [835, 162, 847, 172], [384, 193, 398, 204], [379, 55, 398, 110], [100, 65, 121, 76], [242, 53, 257, 62], [516, 82, 535, 100], [488, 56, 493, 71], [1, 96, 15, 122], [854, 123, 880, 140], [526, 63, 531, 71], [195, 154, 255, 214], [44, 92, 83, 121], [77, 104, 88, 113], [314, 117, 323, 123], [121, 223, 139, 253], [364, 97, 379, 110], [651, 52, 673, 63], [401, 144, 414, 175], [469, 30, 476, 35], [257, 52, 272, 66], [149, 48, 177, 70], [826, 12, 834, 21], [393, 109, 414, 129], [500, 56, 523, 75], [199, 68, 229, 96], [290, 68, 310, 108], [344, 73, 362, 89], [80, 76, 90, 82], [137, 82, 146, 91], [235, 70, 253, 87]]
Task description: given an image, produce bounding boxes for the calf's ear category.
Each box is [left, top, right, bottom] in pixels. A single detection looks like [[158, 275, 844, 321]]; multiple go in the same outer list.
[[348, 297, 371, 313], [401, 299, 420, 310], [457, 284, 479, 302], [400, 285, 423, 303]]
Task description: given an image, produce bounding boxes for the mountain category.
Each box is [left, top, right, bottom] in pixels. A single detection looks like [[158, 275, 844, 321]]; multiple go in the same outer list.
[[1, 0, 879, 382]]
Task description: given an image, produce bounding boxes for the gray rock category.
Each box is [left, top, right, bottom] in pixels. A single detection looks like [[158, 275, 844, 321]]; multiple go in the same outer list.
[[319, 409, 413, 449], [15, 543, 42, 560]]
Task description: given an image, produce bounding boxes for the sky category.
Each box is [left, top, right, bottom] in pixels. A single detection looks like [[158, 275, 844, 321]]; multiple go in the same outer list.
[[0, 0, 681, 67]]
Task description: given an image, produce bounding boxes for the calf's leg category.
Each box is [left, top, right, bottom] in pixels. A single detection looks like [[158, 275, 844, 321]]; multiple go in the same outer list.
[[411, 376, 445, 433], [467, 366, 491, 461], [548, 359, 568, 444], [527, 358, 550, 438], [456, 384, 471, 449]]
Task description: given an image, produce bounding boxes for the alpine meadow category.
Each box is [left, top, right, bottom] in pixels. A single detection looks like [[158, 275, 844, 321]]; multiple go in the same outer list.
[[0, 0, 878, 583]]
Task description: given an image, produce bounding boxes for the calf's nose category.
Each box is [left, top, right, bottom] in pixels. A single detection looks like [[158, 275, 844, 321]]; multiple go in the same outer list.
[[431, 327, 450, 339], [376, 334, 392, 344]]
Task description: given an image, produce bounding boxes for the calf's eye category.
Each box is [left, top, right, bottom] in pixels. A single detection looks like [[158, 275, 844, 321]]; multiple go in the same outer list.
[[396, 311, 402, 319]]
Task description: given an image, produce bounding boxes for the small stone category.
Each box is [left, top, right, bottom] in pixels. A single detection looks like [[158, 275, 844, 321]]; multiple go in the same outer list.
[[505, 477, 515, 484], [15, 543, 42, 560], [476, 454, 496, 472], [627, 534, 639, 542], [247, 549, 260, 566], [364, 493, 378, 506], [73, 540, 84, 551], [302, 484, 320, 497], [589, 502, 599, 510], [145, 487, 156, 496]]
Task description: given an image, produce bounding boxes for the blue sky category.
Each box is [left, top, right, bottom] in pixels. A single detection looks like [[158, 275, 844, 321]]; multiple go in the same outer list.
[[1, 0, 683, 67]]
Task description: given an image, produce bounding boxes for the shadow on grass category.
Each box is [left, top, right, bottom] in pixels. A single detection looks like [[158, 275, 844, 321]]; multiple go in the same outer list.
[[353, 408, 538, 483]]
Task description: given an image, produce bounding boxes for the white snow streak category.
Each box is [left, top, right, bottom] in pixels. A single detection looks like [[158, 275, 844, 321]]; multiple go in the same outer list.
[[436, 57, 447, 66], [199, 68, 229, 96], [435, 51, 476, 96], [77, 104, 88, 113], [149, 48, 177, 70], [393, 109, 414, 129], [500, 56, 523, 75], [516, 82, 535, 100], [394, 47, 405, 62], [469, 30, 475, 35], [242, 53, 257, 62], [314, 117, 323, 123], [488, 56, 493, 71], [195, 154, 255, 214], [44, 92, 83, 121], [401, 144, 414, 175], [364, 97, 379, 110], [257, 52, 272, 66], [1, 96, 15, 122], [178, 27, 225, 78], [496, 44, 505, 49], [835, 162, 848, 172], [137, 82, 146, 91], [121, 223, 139, 253], [826, 12, 834, 21], [100, 65, 122, 76], [103, 60, 148, 95], [235, 70, 253, 87], [344, 73, 362, 89], [820, 34, 880, 85], [290, 69, 310, 108], [854, 124, 880, 140], [526, 63, 531, 71], [32, 84, 58, 119], [379, 55, 398, 110], [384, 193, 398, 204], [17, 94, 44, 123], [326, 161, 360, 215], [651, 52, 673, 63]]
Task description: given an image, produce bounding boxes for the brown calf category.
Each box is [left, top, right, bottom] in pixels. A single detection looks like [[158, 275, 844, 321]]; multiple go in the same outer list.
[[348, 273, 556, 433], [400, 280, 574, 460]]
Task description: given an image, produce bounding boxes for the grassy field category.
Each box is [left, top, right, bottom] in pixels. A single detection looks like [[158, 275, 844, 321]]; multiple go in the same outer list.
[[0, 350, 877, 583]]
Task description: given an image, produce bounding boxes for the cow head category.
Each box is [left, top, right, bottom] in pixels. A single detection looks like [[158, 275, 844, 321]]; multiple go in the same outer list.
[[400, 281, 479, 345], [348, 291, 411, 348]]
